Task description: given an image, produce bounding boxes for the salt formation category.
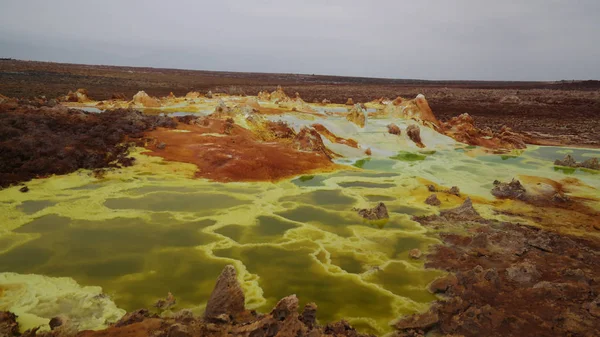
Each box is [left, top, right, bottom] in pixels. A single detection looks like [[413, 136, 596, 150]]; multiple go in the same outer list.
[[346, 104, 366, 128], [212, 99, 233, 118], [492, 179, 527, 200], [555, 155, 600, 170], [257, 90, 271, 101], [442, 114, 526, 150], [270, 85, 288, 102], [265, 86, 316, 113], [293, 127, 336, 159], [0, 272, 125, 332], [384, 94, 440, 129], [132, 91, 161, 107], [61, 89, 91, 103], [185, 91, 201, 99]]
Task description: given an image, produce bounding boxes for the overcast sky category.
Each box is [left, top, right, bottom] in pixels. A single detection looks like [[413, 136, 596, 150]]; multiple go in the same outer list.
[[1, 0, 599, 80]]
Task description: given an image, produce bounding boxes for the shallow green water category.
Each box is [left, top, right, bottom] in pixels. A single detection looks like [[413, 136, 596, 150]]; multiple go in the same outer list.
[[1, 128, 599, 334]]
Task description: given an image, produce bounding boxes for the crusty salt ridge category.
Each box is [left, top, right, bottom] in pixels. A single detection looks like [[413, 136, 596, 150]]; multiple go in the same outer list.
[[0, 272, 125, 332]]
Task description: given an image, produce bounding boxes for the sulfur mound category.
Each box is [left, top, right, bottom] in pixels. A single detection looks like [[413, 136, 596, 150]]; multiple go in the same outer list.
[[491, 179, 527, 200], [61, 88, 91, 103], [346, 104, 366, 128], [132, 91, 161, 107]]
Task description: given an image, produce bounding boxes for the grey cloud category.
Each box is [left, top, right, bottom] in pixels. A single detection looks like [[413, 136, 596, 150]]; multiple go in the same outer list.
[[0, 0, 599, 80]]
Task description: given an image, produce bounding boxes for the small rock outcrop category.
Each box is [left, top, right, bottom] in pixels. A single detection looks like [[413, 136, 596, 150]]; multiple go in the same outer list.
[[406, 124, 424, 147], [555, 154, 600, 170], [62, 88, 91, 103], [185, 91, 201, 99], [408, 248, 423, 259], [204, 265, 246, 321], [447, 186, 460, 196], [257, 91, 271, 101], [442, 113, 527, 150], [491, 179, 527, 200], [346, 104, 366, 128], [354, 202, 389, 220], [439, 197, 482, 222], [0, 311, 19, 336], [425, 194, 441, 206], [345, 98, 354, 105], [387, 123, 401, 135], [270, 85, 288, 102], [111, 93, 127, 100], [154, 292, 176, 311], [292, 127, 336, 159], [132, 91, 161, 107], [394, 311, 439, 332]]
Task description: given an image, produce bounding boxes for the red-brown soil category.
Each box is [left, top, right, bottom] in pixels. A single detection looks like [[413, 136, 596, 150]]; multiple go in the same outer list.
[[400, 200, 600, 337], [143, 117, 340, 182], [1, 60, 598, 147]]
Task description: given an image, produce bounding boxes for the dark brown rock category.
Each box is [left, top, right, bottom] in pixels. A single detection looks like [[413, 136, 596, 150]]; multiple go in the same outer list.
[[447, 186, 460, 197], [428, 274, 459, 294], [167, 323, 191, 337], [406, 124, 424, 147], [114, 309, 154, 327], [300, 303, 318, 329], [586, 295, 600, 318], [505, 261, 541, 284], [355, 202, 389, 220], [154, 292, 176, 311], [409, 248, 423, 259], [491, 179, 526, 200], [425, 194, 441, 206], [0, 311, 19, 336], [527, 236, 552, 252], [387, 123, 401, 135], [204, 265, 246, 320], [439, 198, 482, 222], [394, 311, 439, 331]]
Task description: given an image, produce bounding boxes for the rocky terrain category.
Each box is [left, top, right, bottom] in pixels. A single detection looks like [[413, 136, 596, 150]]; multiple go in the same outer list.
[[1, 60, 599, 148], [1, 60, 599, 337]]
